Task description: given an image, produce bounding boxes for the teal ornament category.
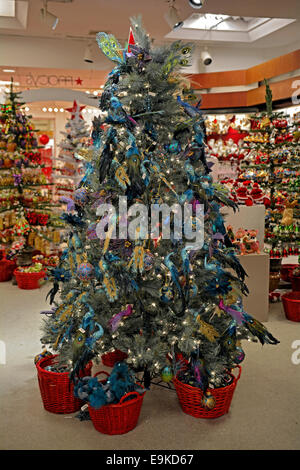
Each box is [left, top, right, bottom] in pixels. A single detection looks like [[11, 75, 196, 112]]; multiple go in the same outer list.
[[74, 188, 89, 207], [168, 140, 180, 154], [161, 366, 173, 383], [233, 346, 245, 364], [189, 282, 198, 298], [159, 285, 174, 303], [76, 262, 94, 281]]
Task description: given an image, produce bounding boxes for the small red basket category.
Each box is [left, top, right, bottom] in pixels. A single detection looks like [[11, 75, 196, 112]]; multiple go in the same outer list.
[[282, 291, 300, 322], [0, 257, 16, 282], [36, 354, 93, 414], [88, 371, 145, 435], [101, 349, 128, 367], [280, 264, 298, 282], [173, 366, 241, 419], [14, 268, 46, 289]]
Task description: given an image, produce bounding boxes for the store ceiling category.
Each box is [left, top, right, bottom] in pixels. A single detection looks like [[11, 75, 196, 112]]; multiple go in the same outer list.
[[0, 0, 300, 74], [1, 0, 300, 46]]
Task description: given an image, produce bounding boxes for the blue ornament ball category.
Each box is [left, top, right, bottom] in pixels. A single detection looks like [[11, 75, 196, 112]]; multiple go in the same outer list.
[[76, 262, 94, 281]]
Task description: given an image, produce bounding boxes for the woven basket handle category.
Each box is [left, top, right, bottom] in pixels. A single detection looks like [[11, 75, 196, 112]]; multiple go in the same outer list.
[[233, 365, 242, 381], [93, 370, 110, 379], [119, 391, 140, 405]]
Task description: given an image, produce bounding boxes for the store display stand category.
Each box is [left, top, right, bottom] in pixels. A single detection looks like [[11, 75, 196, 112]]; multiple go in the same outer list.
[[221, 204, 269, 321]]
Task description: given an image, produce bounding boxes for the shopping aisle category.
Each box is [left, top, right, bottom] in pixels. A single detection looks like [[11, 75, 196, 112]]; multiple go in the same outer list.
[[0, 281, 299, 450]]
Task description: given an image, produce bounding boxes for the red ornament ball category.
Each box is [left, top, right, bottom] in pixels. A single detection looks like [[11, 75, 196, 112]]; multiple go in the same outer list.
[[39, 134, 49, 145]]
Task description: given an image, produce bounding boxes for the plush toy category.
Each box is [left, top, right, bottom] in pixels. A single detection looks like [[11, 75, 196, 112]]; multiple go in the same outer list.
[[245, 229, 260, 254], [232, 228, 247, 255]]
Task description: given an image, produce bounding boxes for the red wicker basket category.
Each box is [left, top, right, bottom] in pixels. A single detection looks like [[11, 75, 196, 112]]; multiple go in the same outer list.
[[36, 354, 93, 414], [280, 264, 298, 282], [173, 366, 241, 419], [282, 291, 300, 322], [88, 371, 145, 435], [0, 257, 16, 282], [14, 268, 46, 289], [291, 276, 300, 292], [101, 349, 128, 367]]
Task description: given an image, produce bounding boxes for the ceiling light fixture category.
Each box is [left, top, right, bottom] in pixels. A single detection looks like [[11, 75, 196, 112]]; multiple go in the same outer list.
[[40, 1, 59, 30], [3, 69, 15, 73], [164, 0, 183, 29], [189, 0, 204, 8]]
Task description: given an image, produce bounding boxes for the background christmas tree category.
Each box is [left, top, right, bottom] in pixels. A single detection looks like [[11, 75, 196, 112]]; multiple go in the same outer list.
[[0, 79, 62, 262], [41, 18, 279, 396], [54, 100, 90, 199], [240, 80, 299, 258]]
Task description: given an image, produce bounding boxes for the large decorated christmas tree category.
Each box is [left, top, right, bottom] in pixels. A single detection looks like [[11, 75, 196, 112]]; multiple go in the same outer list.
[[40, 18, 278, 402], [0, 80, 62, 261]]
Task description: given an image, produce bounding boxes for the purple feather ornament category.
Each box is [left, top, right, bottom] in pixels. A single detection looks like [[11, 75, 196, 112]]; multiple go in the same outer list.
[[108, 305, 133, 332]]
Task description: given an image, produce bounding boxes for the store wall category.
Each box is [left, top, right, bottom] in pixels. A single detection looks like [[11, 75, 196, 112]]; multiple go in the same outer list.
[[1, 34, 300, 75]]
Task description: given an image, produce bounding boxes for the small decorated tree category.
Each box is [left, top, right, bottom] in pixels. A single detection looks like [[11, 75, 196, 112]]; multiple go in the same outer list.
[[0, 80, 62, 263], [54, 101, 90, 199], [240, 80, 299, 259]]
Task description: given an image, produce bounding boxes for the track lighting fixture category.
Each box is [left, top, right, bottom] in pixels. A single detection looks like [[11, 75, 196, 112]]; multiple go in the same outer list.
[[189, 0, 205, 8], [40, 1, 59, 30], [164, 1, 183, 29], [201, 48, 212, 66], [84, 43, 94, 63]]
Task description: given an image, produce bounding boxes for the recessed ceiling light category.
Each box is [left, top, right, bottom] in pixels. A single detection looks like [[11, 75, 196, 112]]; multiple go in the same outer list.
[[42, 107, 47, 112], [48, 107, 53, 112], [59, 108, 64, 112]]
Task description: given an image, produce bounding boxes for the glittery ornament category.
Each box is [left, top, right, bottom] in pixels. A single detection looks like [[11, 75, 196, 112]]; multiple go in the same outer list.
[[13, 217, 30, 236], [87, 222, 98, 240], [76, 262, 94, 280], [167, 140, 180, 154], [74, 188, 89, 206], [233, 346, 245, 364], [161, 366, 173, 383], [201, 391, 216, 410], [144, 249, 155, 271], [159, 285, 174, 303]]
